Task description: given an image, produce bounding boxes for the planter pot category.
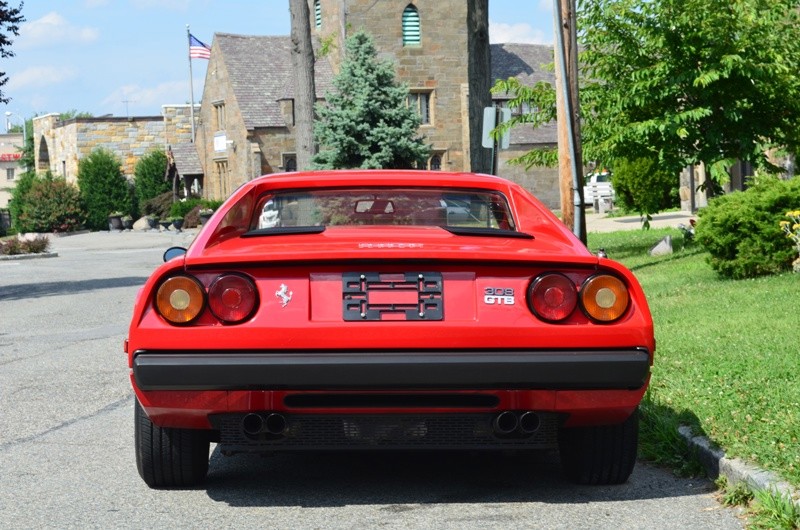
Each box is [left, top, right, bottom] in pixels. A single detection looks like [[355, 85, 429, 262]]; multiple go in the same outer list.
[[171, 219, 184, 232], [122, 218, 133, 230], [198, 213, 212, 226], [159, 220, 171, 230], [146, 217, 158, 229], [108, 215, 123, 231]]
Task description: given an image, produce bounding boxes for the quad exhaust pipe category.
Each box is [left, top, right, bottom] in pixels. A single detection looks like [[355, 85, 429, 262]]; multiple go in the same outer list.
[[241, 412, 287, 436], [493, 411, 541, 436]]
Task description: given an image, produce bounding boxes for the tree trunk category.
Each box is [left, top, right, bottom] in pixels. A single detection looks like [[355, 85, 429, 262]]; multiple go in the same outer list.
[[290, 0, 317, 171], [467, 0, 493, 174]]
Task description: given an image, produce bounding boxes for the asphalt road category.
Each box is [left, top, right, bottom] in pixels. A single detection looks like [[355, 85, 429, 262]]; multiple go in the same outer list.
[[0, 230, 744, 529]]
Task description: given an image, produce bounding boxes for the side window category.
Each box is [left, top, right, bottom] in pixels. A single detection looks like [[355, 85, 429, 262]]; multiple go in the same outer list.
[[214, 102, 226, 131], [407, 91, 432, 125], [283, 154, 297, 172], [402, 4, 420, 46]]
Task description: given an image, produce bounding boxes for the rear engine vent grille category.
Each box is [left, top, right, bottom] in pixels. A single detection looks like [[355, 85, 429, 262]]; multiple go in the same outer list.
[[212, 413, 560, 453]]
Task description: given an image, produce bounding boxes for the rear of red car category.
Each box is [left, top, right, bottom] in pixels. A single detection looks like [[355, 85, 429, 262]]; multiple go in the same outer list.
[[127, 171, 654, 488]]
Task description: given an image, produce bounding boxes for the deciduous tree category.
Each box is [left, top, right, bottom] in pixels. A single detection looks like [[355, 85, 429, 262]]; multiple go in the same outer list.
[[0, 1, 23, 104]]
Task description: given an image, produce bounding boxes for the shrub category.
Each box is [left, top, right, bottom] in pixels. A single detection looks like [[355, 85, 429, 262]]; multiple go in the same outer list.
[[8, 170, 37, 232], [141, 191, 175, 220], [0, 235, 50, 255], [611, 157, 679, 218], [134, 149, 170, 215], [15, 174, 85, 233], [169, 197, 203, 219], [77, 148, 133, 230], [696, 176, 800, 278]]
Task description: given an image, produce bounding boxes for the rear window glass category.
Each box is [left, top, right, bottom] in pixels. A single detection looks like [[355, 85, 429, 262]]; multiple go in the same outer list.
[[250, 188, 515, 230]]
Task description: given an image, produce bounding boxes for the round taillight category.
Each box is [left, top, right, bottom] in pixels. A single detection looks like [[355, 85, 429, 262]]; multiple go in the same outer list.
[[208, 274, 258, 324], [528, 273, 578, 322], [581, 274, 629, 322], [155, 275, 206, 324]]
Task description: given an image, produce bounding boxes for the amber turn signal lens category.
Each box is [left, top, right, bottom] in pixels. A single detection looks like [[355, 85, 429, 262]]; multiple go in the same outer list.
[[155, 275, 206, 324], [580, 274, 629, 322]]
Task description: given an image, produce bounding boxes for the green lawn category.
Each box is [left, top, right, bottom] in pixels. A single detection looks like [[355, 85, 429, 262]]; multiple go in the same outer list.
[[587, 229, 800, 486]]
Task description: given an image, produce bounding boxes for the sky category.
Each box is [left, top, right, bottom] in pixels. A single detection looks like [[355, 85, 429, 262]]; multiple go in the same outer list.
[[1, 0, 554, 129]]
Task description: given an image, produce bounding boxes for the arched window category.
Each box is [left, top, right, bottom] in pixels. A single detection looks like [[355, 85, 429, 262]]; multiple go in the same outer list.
[[284, 155, 297, 172], [314, 0, 322, 29], [402, 5, 420, 46], [430, 154, 441, 171]]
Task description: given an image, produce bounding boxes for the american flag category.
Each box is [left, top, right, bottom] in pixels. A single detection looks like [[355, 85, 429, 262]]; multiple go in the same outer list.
[[189, 34, 211, 60]]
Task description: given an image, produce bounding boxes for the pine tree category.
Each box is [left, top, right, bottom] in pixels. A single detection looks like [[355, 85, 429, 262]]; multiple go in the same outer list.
[[313, 31, 430, 169]]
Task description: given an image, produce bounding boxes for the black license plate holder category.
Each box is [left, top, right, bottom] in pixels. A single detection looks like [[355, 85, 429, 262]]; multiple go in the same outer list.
[[342, 272, 443, 321]]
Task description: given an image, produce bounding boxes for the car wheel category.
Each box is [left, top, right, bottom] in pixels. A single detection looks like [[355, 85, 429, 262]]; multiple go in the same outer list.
[[558, 408, 638, 485], [134, 399, 210, 488]]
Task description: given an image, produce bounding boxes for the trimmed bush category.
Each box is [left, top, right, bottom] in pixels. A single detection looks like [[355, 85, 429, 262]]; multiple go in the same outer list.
[[696, 176, 800, 278], [611, 157, 679, 218], [17, 174, 85, 233], [134, 149, 170, 216], [8, 170, 37, 233], [77, 148, 133, 230], [0, 235, 50, 255]]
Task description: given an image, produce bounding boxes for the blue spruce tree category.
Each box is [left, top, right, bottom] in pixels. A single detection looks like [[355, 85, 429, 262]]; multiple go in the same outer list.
[[313, 31, 431, 169]]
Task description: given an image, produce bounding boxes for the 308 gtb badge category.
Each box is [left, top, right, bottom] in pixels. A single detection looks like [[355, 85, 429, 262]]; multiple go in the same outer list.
[[484, 287, 515, 305]]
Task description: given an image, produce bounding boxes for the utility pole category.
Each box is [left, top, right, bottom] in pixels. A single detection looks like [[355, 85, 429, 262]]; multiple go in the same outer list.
[[553, 0, 586, 244]]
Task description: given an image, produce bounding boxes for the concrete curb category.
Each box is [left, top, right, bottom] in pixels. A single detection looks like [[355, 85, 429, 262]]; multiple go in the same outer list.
[[0, 251, 59, 261], [679, 426, 799, 505]]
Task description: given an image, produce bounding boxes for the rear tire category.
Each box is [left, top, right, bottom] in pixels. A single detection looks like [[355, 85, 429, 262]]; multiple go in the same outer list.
[[135, 399, 210, 488], [558, 408, 638, 485]]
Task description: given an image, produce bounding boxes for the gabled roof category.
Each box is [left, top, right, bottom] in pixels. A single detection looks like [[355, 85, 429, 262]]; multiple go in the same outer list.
[[214, 33, 334, 130], [491, 43, 557, 145], [171, 142, 203, 176]]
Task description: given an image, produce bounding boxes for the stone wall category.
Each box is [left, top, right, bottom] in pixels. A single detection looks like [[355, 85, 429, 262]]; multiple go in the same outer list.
[[32, 105, 196, 185]]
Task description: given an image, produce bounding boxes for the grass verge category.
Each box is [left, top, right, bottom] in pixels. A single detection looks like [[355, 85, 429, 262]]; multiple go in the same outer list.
[[587, 229, 800, 487]]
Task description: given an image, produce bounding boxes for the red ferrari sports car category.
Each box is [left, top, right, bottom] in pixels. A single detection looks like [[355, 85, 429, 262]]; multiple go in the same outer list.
[[126, 170, 654, 488]]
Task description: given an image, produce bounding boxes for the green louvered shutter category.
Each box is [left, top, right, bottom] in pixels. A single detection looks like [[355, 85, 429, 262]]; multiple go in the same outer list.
[[315, 0, 322, 29], [402, 5, 420, 45]]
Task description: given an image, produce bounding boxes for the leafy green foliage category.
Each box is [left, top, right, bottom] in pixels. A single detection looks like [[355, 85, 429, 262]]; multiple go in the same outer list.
[[611, 158, 679, 219], [7, 170, 36, 232], [134, 148, 170, 216], [490, 77, 558, 168], [579, 0, 800, 177], [0, 2, 24, 104], [169, 197, 203, 219], [77, 148, 133, 230], [695, 177, 800, 278], [313, 31, 430, 169], [16, 173, 85, 233]]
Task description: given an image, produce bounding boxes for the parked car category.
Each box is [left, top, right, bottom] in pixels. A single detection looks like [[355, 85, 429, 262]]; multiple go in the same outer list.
[[583, 171, 615, 206], [127, 170, 654, 488]]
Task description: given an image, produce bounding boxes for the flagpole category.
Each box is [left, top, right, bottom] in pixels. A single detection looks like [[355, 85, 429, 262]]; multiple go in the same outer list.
[[187, 24, 196, 143]]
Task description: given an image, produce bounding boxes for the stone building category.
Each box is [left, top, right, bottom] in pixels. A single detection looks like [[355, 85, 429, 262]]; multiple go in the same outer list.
[[32, 104, 202, 191], [196, 0, 560, 207]]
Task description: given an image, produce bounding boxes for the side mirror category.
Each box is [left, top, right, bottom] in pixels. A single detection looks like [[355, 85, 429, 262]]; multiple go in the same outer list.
[[163, 246, 187, 262]]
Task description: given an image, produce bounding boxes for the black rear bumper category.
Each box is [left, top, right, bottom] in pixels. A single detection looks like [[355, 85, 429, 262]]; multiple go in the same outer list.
[[132, 349, 651, 391]]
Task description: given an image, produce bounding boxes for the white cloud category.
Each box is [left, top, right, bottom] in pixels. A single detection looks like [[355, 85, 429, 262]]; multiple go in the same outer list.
[[101, 80, 192, 115], [7, 66, 77, 90], [490, 21, 550, 45], [18, 12, 99, 49]]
